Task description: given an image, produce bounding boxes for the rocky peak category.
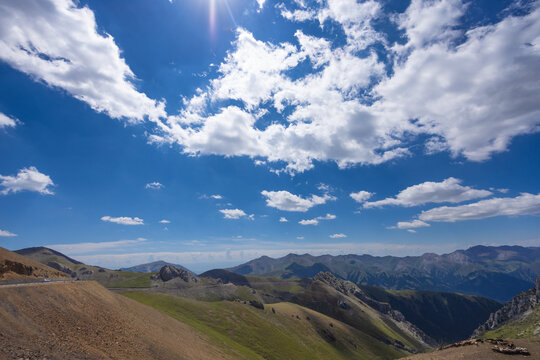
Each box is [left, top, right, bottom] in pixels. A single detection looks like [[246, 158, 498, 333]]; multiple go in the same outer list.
[[313, 272, 367, 298], [472, 276, 540, 337], [156, 265, 198, 282]]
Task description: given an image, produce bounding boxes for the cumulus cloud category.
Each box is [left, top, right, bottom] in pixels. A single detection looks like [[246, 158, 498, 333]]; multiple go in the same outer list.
[[261, 190, 335, 212], [219, 208, 254, 220], [0, 112, 18, 128], [3, 0, 539, 175], [418, 193, 540, 223], [279, 217, 288, 222], [211, 194, 223, 199], [329, 233, 347, 238], [0, 167, 54, 195], [350, 191, 374, 203], [364, 178, 491, 208], [0, 230, 17, 237], [0, 0, 165, 122], [101, 216, 144, 225], [145, 182, 163, 190], [159, 219, 171, 224], [149, 0, 540, 174], [299, 213, 336, 225]]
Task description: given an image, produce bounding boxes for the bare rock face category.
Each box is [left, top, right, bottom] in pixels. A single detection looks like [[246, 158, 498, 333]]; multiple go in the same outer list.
[[157, 265, 198, 282], [473, 276, 540, 337], [0, 260, 33, 276], [47, 261, 74, 276]]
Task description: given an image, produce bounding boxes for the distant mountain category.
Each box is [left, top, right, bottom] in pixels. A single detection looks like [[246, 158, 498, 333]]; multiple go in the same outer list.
[[199, 269, 251, 287], [228, 245, 540, 302], [120, 260, 192, 274], [15, 246, 83, 266], [473, 276, 540, 339]]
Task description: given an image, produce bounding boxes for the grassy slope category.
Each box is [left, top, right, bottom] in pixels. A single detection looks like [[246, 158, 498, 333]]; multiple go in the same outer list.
[[480, 305, 540, 339], [124, 291, 411, 360], [361, 285, 501, 343]]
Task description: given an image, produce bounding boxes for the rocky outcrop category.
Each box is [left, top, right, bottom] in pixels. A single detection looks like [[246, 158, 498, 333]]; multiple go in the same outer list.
[[155, 265, 198, 282], [0, 260, 33, 276], [47, 261, 74, 276], [473, 276, 540, 337]]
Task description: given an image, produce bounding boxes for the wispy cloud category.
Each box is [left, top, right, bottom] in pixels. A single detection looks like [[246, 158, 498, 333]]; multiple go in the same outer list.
[[364, 178, 491, 208], [145, 182, 164, 190], [329, 233, 346, 239], [159, 219, 171, 224], [101, 216, 144, 225], [299, 213, 336, 226], [418, 193, 540, 223], [219, 208, 254, 220], [261, 190, 336, 212], [48, 238, 147, 255], [0, 112, 19, 129]]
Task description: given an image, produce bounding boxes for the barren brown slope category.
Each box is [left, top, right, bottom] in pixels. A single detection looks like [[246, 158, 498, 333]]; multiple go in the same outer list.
[[401, 339, 540, 360], [0, 246, 68, 280], [0, 281, 234, 360]]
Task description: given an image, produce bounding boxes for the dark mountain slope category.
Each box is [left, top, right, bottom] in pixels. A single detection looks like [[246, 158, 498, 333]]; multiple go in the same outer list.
[[360, 285, 501, 343]]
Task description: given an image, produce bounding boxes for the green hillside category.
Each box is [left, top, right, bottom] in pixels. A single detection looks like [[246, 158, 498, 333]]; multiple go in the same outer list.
[[123, 291, 419, 360]]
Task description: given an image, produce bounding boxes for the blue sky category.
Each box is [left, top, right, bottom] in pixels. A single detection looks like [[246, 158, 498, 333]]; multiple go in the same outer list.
[[0, 0, 539, 273]]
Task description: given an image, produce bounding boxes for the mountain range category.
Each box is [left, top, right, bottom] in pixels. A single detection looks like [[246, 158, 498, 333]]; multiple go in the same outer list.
[[228, 245, 540, 302]]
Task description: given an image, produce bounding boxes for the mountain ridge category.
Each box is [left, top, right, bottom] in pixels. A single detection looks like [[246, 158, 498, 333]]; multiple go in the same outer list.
[[227, 245, 540, 302]]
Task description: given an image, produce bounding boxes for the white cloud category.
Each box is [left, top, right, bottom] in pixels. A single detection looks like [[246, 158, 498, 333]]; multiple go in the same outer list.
[[0, 230, 17, 237], [299, 219, 319, 226], [145, 182, 163, 190], [101, 216, 144, 225], [299, 213, 336, 225], [394, 220, 430, 229], [329, 233, 346, 238], [418, 193, 540, 223], [296, 236, 304, 240], [279, 217, 288, 222], [256, 0, 266, 10], [350, 190, 374, 203], [0, 167, 54, 195], [364, 178, 491, 208], [0, 112, 18, 128], [219, 208, 253, 220], [261, 190, 335, 212], [407, 229, 416, 233], [376, 1, 540, 162], [149, 1, 540, 174], [211, 194, 223, 199], [3, 0, 539, 175], [0, 0, 165, 122], [159, 219, 171, 224], [48, 238, 147, 255]]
